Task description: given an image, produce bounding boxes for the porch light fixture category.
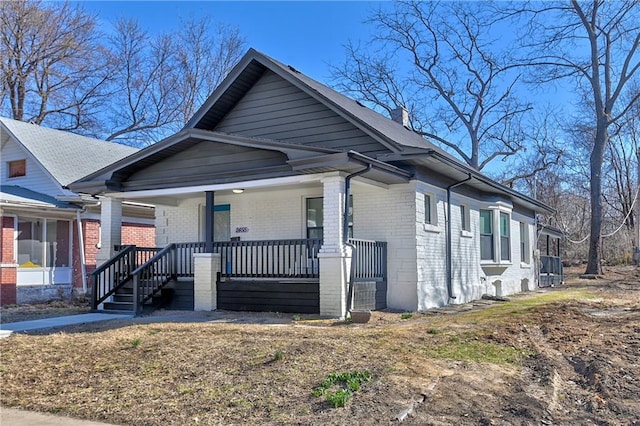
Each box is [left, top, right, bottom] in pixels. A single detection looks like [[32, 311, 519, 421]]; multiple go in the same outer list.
[[232, 189, 244, 194]]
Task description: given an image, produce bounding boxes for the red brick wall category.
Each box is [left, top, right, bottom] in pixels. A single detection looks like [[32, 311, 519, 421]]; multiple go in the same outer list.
[[72, 220, 155, 291], [122, 222, 156, 247], [0, 216, 17, 306]]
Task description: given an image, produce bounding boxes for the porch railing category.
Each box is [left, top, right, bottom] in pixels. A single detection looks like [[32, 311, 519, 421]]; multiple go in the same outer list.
[[348, 238, 387, 280], [91, 245, 137, 310], [215, 239, 322, 279], [540, 255, 563, 287], [348, 238, 388, 310]]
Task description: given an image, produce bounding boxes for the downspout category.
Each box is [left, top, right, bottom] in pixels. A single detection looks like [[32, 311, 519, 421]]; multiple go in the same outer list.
[[76, 209, 88, 294], [446, 174, 472, 301], [344, 163, 373, 316]]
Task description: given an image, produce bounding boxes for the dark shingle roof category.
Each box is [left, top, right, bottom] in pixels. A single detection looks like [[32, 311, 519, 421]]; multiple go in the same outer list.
[[0, 117, 138, 186]]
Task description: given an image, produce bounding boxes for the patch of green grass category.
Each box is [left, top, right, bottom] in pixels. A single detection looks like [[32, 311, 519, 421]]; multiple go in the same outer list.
[[273, 350, 285, 361], [130, 337, 141, 349], [401, 312, 413, 320], [457, 290, 598, 325], [425, 338, 531, 365], [312, 371, 371, 408], [426, 328, 440, 335]]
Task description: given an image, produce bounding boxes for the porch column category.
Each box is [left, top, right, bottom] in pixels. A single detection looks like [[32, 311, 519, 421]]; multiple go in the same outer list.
[[194, 253, 221, 311], [318, 174, 351, 318], [205, 191, 215, 252], [96, 196, 122, 266]]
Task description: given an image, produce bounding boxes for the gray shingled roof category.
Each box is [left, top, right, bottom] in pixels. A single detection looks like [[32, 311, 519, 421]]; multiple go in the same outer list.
[[0, 117, 138, 186]]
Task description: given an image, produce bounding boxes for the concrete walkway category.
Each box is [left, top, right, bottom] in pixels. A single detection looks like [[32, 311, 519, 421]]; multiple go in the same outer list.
[[1, 407, 119, 426], [0, 313, 133, 337]]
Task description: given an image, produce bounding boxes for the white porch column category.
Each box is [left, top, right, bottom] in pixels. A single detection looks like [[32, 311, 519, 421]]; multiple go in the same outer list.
[[193, 253, 221, 311], [96, 196, 122, 266], [318, 173, 351, 318]]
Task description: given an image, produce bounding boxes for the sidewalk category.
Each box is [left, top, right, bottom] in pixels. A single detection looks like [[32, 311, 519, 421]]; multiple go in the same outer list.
[[1, 407, 119, 426], [0, 313, 133, 338]]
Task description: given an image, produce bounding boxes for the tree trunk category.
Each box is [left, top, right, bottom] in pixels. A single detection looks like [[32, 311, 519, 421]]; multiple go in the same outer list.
[[585, 126, 607, 275]]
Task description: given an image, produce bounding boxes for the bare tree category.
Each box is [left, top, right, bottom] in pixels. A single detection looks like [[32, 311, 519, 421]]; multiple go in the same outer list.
[[0, 0, 110, 131], [103, 17, 245, 144], [332, 1, 533, 171], [103, 19, 181, 144], [174, 17, 245, 125], [510, 0, 640, 274]]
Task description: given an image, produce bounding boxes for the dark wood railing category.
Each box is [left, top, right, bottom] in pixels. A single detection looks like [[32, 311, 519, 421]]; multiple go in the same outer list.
[[131, 244, 176, 314], [91, 246, 137, 310], [540, 255, 563, 287], [94, 238, 388, 313], [348, 238, 387, 280], [215, 239, 322, 279]]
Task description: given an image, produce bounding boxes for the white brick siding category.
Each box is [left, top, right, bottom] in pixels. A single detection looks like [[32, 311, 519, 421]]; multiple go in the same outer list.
[[153, 175, 539, 312]]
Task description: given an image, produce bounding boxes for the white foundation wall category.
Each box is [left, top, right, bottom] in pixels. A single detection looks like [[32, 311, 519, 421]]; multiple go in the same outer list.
[[353, 181, 419, 311], [154, 187, 323, 246]]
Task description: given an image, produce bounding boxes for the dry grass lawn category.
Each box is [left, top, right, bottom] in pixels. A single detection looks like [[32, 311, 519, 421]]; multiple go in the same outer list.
[[1, 267, 639, 425]]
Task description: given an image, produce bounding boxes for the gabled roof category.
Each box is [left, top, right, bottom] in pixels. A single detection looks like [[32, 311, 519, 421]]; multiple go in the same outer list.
[[0, 117, 138, 187], [186, 48, 446, 155], [70, 48, 553, 214]]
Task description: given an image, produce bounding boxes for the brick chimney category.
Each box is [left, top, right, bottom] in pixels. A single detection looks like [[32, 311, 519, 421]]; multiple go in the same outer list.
[[390, 106, 409, 127]]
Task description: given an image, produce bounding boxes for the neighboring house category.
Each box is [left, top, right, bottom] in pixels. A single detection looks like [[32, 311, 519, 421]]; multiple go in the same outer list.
[[0, 117, 155, 306], [71, 48, 555, 318]]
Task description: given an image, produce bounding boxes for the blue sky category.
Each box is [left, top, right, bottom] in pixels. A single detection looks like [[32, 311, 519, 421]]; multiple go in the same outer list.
[[80, 1, 383, 82]]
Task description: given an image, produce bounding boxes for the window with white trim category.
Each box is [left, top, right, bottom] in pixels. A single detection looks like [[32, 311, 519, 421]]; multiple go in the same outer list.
[[500, 212, 510, 261], [460, 204, 470, 231], [16, 217, 71, 268], [424, 193, 437, 225], [480, 208, 512, 263], [520, 222, 530, 264], [479, 210, 493, 260]]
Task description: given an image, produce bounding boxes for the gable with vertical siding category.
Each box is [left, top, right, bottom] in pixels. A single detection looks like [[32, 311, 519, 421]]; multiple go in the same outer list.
[[213, 70, 391, 157]]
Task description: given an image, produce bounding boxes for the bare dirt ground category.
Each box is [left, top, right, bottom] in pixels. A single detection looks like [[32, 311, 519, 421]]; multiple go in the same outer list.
[[1, 266, 638, 425]]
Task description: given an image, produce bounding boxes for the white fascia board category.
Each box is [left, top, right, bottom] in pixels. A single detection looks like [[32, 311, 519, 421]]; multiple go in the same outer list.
[[104, 173, 327, 199]]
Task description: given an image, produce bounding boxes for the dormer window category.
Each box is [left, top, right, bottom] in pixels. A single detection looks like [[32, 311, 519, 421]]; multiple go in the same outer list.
[[8, 159, 26, 178]]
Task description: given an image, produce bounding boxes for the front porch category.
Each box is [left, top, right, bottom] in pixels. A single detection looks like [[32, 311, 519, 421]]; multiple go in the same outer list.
[[92, 238, 387, 316]]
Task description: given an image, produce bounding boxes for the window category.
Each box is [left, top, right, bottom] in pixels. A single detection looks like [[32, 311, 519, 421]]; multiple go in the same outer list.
[[479, 210, 493, 260], [8, 159, 26, 178], [424, 193, 437, 225], [520, 222, 530, 264], [17, 217, 70, 268], [306, 196, 353, 240], [306, 197, 324, 239], [460, 204, 470, 231], [500, 212, 510, 261]]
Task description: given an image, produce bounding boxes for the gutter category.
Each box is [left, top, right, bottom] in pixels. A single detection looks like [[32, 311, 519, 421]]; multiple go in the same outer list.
[[343, 163, 373, 317], [76, 209, 88, 294], [446, 173, 473, 301]]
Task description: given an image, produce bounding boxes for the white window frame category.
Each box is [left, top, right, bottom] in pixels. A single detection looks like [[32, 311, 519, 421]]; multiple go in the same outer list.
[[479, 203, 513, 265], [520, 222, 531, 265], [460, 203, 472, 237], [423, 192, 439, 233]]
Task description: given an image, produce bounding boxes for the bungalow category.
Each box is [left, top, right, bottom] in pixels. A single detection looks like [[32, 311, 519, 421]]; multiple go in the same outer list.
[[0, 117, 155, 305], [70, 48, 555, 318]]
